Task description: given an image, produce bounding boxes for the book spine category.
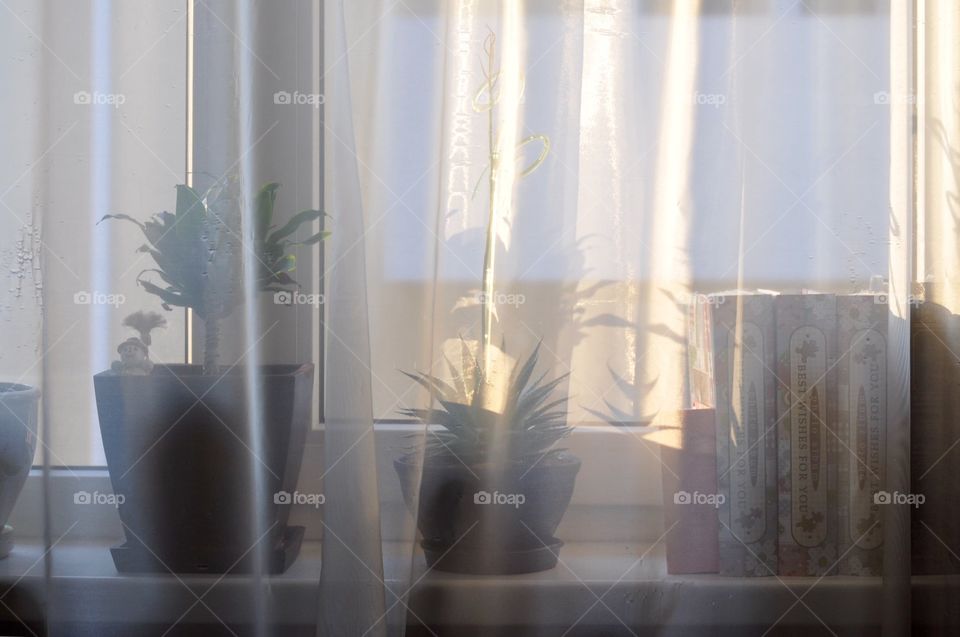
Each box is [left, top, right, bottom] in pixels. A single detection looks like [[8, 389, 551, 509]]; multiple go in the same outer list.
[[713, 294, 778, 576], [686, 295, 716, 409], [837, 295, 886, 575], [776, 294, 839, 576]]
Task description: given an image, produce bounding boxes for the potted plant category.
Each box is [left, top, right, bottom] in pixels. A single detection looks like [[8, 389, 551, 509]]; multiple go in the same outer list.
[[0, 383, 39, 558], [394, 32, 580, 574], [94, 180, 325, 574], [395, 343, 580, 574]]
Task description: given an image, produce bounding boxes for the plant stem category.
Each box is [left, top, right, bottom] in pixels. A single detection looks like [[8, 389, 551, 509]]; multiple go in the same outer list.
[[203, 316, 220, 375], [480, 32, 498, 374]]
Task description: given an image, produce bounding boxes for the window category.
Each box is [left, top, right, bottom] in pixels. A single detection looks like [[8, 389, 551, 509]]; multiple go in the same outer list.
[[3, 1, 323, 466], [351, 0, 892, 424]]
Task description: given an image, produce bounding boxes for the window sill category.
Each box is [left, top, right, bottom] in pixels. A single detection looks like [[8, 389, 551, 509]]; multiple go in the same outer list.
[[16, 424, 667, 543], [0, 537, 949, 633]]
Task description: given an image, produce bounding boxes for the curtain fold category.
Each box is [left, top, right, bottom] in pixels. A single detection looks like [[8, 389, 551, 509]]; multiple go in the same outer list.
[[318, 1, 390, 636]]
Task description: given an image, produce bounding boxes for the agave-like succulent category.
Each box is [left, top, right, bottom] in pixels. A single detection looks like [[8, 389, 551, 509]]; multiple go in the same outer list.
[[101, 180, 325, 374], [400, 342, 572, 465]]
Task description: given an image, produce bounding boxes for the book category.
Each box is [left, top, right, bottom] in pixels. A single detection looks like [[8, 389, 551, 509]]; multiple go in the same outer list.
[[712, 292, 778, 576], [686, 295, 716, 409], [836, 294, 886, 575], [776, 294, 839, 576]]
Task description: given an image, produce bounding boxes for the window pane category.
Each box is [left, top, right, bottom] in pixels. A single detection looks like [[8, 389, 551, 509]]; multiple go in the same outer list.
[[1, 1, 187, 465]]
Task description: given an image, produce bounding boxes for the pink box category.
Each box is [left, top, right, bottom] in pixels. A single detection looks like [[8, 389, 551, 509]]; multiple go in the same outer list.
[[659, 408, 719, 574]]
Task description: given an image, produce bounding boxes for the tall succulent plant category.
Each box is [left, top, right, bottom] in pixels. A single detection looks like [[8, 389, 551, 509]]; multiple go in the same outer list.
[[401, 31, 562, 466], [102, 181, 325, 374]]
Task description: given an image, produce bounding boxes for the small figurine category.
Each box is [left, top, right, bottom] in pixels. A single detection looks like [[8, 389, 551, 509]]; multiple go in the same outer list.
[[112, 338, 152, 375], [111, 311, 166, 375]]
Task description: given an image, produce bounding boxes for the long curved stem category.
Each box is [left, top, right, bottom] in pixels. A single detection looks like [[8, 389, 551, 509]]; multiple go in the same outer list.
[[480, 32, 498, 374]]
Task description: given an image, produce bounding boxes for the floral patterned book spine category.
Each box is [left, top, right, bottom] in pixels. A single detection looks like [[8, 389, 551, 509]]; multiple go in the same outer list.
[[776, 294, 839, 576], [837, 295, 886, 575], [687, 295, 716, 409], [713, 293, 778, 576]]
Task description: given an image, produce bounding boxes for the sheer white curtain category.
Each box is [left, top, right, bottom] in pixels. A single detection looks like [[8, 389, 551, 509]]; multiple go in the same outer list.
[[2, 0, 954, 634], [346, 0, 898, 421]]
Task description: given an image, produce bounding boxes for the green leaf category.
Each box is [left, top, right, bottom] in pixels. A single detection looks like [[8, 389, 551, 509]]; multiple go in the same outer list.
[[511, 341, 541, 388], [398, 407, 432, 422], [136, 244, 164, 265], [255, 182, 281, 239], [445, 355, 468, 402], [140, 212, 177, 248], [514, 373, 570, 424], [98, 214, 145, 232], [457, 337, 484, 407], [137, 278, 190, 310], [401, 371, 456, 403], [137, 268, 181, 292], [174, 184, 204, 239], [436, 400, 478, 431], [270, 272, 298, 287], [505, 341, 541, 412], [272, 254, 296, 274], [269, 209, 324, 243], [521, 372, 570, 406], [526, 396, 569, 422], [295, 230, 330, 245]]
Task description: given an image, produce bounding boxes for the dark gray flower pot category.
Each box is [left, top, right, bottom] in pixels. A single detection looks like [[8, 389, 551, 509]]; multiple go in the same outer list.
[[0, 383, 39, 558], [94, 363, 313, 574], [395, 451, 580, 574]]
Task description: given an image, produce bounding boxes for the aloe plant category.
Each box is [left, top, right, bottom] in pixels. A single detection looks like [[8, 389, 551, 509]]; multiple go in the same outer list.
[[401, 342, 571, 465], [101, 181, 326, 374]]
